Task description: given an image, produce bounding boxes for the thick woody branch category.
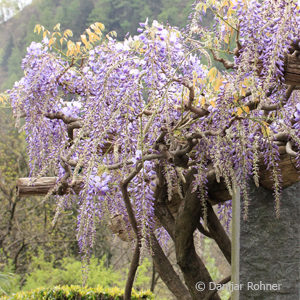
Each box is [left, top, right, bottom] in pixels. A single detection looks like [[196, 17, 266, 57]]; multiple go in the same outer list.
[[244, 83, 294, 114], [154, 165, 176, 239], [124, 239, 140, 300], [288, 39, 300, 54], [210, 49, 234, 69], [67, 121, 82, 141], [173, 78, 210, 117], [44, 112, 81, 124], [206, 202, 231, 264], [274, 132, 289, 142], [56, 158, 72, 195], [154, 201, 176, 240], [16, 177, 83, 196], [121, 172, 141, 300], [196, 222, 212, 238], [17, 152, 299, 203], [190, 115, 243, 142], [106, 154, 163, 171], [260, 85, 295, 111], [286, 141, 297, 157], [120, 153, 166, 300], [244, 86, 277, 111], [43, 112, 83, 142], [175, 169, 221, 300], [150, 233, 191, 300]]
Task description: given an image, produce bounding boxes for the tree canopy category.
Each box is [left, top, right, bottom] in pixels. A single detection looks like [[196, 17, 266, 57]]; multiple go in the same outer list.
[[7, 0, 300, 299]]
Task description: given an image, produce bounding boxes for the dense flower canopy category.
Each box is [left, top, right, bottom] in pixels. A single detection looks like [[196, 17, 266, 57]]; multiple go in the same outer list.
[[9, 0, 299, 260]]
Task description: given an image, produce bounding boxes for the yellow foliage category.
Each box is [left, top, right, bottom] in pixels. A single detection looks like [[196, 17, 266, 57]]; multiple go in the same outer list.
[[236, 105, 250, 116], [236, 107, 243, 116], [81, 34, 89, 48], [95, 22, 105, 31], [53, 23, 61, 31], [261, 122, 271, 137], [34, 24, 44, 34], [244, 105, 250, 114], [108, 31, 117, 38], [240, 87, 247, 97], [213, 74, 223, 91], [207, 67, 218, 81], [233, 93, 239, 102], [66, 40, 75, 56], [32, 22, 112, 58], [48, 37, 56, 47], [223, 33, 230, 44], [76, 42, 82, 53], [64, 29, 73, 38], [196, 2, 207, 12], [0, 94, 8, 105]]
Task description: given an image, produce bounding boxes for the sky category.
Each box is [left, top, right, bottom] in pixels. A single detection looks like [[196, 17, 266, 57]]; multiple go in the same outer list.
[[0, 0, 32, 23]]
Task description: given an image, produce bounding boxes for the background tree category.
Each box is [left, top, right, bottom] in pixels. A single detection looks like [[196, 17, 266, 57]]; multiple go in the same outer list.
[[0, 0, 195, 91], [0, 102, 116, 293]]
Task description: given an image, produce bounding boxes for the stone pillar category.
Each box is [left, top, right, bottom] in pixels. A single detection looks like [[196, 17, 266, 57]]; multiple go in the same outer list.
[[240, 182, 300, 300]]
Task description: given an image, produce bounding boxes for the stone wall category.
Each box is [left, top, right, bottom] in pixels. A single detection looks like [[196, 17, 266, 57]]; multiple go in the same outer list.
[[240, 182, 300, 300]]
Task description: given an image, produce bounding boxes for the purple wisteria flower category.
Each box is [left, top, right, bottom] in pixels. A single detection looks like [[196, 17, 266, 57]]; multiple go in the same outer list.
[[8, 2, 300, 258]]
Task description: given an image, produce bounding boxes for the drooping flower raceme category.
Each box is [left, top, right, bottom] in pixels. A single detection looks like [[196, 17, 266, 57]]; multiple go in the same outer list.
[[9, 0, 300, 256]]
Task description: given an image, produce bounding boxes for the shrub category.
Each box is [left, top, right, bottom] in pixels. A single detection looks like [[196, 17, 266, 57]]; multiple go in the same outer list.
[[0, 285, 153, 300]]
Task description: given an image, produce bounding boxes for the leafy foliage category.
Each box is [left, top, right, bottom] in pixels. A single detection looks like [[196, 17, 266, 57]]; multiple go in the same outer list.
[[0, 285, 153, 300], [0, 259, 21, 296], [23, 253, 122, 291], [0, 252, 152, 296]]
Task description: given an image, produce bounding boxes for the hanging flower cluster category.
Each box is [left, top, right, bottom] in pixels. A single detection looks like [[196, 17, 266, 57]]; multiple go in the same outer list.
[[9, 0, 299, 259]]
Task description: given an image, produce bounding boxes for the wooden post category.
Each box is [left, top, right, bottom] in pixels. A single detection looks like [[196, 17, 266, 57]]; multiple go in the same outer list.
[[231, 181, 240, 300]]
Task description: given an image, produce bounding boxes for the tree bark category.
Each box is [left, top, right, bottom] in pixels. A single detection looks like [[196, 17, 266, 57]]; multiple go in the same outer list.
[[150, 233, 192, 300], [17, 154, 299, 203], [175, 169, 221, 300], [16, 177, 83, 196], [124, 239, 140, 300], [284, 54, 300, 86], [206, 203, 231, 264]]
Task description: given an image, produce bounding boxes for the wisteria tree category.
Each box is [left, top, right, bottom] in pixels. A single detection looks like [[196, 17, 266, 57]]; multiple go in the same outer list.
[[8, 0, 300, 299]]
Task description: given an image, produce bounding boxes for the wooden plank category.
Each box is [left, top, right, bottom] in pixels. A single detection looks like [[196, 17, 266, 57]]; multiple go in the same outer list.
[[16, 155, 299, 203], [259, 154, 299, 190], [209, 154, 299, 203], [284, 54, 300, 86], [17, 177, 83, 196]]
